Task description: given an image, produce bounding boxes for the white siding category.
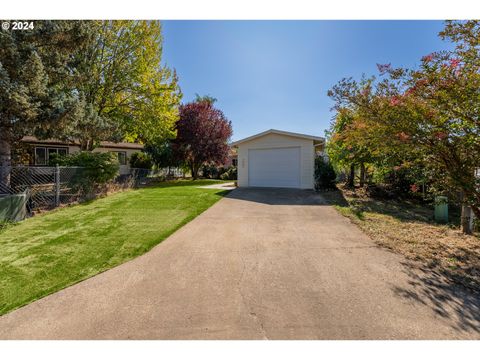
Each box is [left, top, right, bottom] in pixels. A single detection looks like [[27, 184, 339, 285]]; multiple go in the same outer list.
[[236, 133, 315, 189], [67, 145, 81, 153]]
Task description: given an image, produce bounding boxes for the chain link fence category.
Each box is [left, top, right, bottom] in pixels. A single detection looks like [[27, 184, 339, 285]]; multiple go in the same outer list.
[[0, 165, 185, 222]]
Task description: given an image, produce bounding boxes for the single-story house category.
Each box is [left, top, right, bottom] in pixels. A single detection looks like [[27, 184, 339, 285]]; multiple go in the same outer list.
[[231, 129, 325, 189], [19, 136, 144, 175]]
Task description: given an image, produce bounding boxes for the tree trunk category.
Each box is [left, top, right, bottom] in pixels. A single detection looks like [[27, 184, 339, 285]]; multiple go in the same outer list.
[[461, 204, 474, 235], [0, 135, 12, 187], [359, 163, 366, 187], [190, 163, 198, 180], [459, 189, 479, 234], [347, 164, 355, 188]]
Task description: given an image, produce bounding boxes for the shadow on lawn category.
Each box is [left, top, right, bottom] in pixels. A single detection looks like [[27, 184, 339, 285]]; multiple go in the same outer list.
[[392, 262, 480, 334], [321, 187, 459, 225]]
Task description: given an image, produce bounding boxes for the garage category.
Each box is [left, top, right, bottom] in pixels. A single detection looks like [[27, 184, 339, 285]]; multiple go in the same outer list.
[[232, 129, 324, 189], [248, 147, 300, 188]]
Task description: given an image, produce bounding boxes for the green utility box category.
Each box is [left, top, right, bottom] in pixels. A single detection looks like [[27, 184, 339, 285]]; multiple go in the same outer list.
[[0, 193, 28, 222], [434, 196, 448, 224]]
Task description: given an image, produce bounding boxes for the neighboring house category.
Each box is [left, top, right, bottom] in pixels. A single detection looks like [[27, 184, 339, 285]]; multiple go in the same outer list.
[[20, 136, 144, 175], [231, 129, 325, 189]]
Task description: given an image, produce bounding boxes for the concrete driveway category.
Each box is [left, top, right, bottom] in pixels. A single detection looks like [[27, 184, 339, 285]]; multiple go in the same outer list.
[[1, 188, 479, 339]]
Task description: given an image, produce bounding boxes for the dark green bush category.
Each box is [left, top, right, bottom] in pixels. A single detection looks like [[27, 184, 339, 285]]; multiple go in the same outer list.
[[378, 165, 426, 199], [201, 164, 237, 180], [314, 157, 336, 190], [201, 164, 219, 179], [129, 152, 153, 169], [382, 167, 411, 196], [50, 151, 119, 193], [47, 152, 65, 167]]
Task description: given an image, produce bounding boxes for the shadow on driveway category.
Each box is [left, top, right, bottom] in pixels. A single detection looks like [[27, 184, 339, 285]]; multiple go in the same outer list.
[[391, 262, 480, 333], [225, 187, 328, 206]]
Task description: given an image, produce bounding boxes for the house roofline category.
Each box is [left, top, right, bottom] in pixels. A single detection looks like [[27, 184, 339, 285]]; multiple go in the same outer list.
[[21, 136, 144, 150], [231, 129, 325, 146]]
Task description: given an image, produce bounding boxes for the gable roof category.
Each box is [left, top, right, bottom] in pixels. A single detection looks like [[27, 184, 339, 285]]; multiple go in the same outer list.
[[231, 129, 324, 146]]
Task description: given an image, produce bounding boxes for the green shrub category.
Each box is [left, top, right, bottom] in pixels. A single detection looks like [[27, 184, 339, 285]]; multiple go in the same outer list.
[[50, 151, 119, 193], [47, 152, 66, 167], [220, 166, 237, 180], [129, 152, 153, 169], [201, 164, 237, 180], [201, 164, 219, 179], [314, 157, 336, 190], [376, 165, 426, 199]]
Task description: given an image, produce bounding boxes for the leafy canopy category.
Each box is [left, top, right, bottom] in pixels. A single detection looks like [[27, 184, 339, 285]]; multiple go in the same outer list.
[[67, 20, 182, 150], [327, 20, 480, 217], [173, 99, 233, 179]]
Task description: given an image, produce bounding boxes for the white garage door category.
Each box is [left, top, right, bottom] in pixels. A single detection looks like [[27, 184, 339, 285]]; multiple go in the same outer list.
[[248, 147, 301, 188]]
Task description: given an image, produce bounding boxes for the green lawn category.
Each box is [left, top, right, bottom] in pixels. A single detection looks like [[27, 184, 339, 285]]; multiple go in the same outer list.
[[0, 179, 230, 315]]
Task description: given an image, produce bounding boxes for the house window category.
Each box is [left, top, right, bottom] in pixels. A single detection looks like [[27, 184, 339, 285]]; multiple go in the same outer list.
[[232, 158, 238, 166], [34, 146, 68, 165], [35, 147, 46, 165], [111, 151, 127, 165]]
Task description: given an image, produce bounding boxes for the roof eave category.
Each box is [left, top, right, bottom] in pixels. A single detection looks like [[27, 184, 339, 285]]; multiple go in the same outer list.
[[231, 129, 324, 146]]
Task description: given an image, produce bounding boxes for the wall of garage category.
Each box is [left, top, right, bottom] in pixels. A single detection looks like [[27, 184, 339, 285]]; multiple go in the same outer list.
[[236, 133, 315, 189]]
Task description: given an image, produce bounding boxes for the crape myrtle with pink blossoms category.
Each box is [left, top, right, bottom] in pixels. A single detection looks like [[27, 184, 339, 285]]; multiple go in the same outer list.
[[327, 20, 480, 232]]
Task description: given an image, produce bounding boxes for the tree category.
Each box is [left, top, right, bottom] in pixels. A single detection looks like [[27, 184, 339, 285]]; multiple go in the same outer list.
[[327, 77, 385, 187], [144, 141, 180, 169], [173, 100, 232, 179], [327, 20, 480, 231], [0, 20, 181, 187], [326, 109, 357, 187], [194, 93, 217, 104], [0, 20, 92, 184], [378, 21, 480, 220], [67, 20, 181, 150]]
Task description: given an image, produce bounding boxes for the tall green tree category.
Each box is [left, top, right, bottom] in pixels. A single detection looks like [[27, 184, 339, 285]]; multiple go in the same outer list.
[[0, 20, 92, 184], [327, 77, 390, 187], [67, 20, 181, 150]]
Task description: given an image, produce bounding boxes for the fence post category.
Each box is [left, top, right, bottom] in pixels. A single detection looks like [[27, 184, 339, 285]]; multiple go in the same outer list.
[[55, 164, 60, 207]]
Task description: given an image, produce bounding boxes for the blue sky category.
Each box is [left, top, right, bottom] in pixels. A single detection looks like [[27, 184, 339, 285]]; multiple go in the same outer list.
[[161, 21, 454, 141]]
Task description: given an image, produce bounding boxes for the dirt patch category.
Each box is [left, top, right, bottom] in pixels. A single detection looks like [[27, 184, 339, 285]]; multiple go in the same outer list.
[[322, 185, 480, 292]]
